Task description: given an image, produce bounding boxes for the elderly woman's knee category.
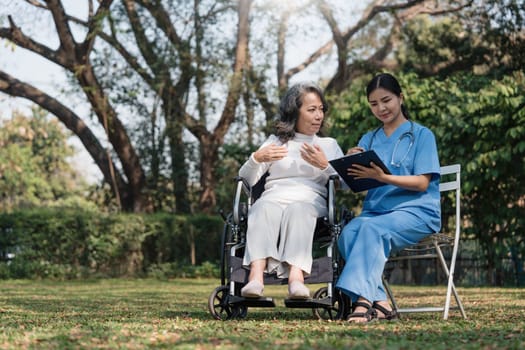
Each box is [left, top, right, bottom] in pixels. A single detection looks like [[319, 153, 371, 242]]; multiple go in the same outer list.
[[283, 202, 317, 217]]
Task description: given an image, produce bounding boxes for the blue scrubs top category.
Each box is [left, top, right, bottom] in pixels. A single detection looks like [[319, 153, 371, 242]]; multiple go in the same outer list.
[[358, 120, 441, 233]]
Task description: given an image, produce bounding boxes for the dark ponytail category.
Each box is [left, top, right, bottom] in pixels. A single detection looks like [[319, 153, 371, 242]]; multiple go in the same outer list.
[[400, 104, 409, 120]]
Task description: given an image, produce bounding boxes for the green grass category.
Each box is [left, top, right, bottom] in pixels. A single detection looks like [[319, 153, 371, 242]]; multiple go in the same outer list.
[[0, 279, 524, 349]]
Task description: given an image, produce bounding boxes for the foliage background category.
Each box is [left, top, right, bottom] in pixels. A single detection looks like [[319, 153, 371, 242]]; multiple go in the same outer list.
[[0, 1, 524, 286], [0, 208, 222, 280], [328, 71, 525, 285]]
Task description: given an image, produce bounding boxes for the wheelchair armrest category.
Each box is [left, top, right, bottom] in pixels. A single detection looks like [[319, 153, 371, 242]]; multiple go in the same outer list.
[[234, 175, 251, 192], [233, 176, 252, 225], [327, 175, 339, 226]]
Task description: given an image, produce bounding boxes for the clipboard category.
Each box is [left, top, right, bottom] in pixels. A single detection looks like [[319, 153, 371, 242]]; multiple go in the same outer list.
[[329, 150, 391, 193]]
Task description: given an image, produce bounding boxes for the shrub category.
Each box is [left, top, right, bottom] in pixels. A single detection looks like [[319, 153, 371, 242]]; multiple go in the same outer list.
[[0, 208, 223, 279]]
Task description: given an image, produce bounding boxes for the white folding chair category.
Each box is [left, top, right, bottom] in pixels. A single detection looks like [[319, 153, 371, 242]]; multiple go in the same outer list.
[[383, 164, 467, 320]]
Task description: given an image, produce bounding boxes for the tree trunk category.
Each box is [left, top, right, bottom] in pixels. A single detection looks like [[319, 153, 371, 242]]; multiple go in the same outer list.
[[167, 115, 191, 214], [195, 0, 252, 213], [76, 65, 151, 212], [198, 135, 219, 213]]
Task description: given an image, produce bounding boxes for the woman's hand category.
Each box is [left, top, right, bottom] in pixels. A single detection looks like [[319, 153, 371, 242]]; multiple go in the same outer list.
[[253, 143, 288, 163], [347, 146, 365, 155], [300, 143, 329, 169], [345, 146, 386, 182], [349, 162, 432, 192], [348, 162, 385, 181]]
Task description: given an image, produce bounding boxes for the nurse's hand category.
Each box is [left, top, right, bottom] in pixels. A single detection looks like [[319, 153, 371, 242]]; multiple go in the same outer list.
[[346, 146, 365, 155], [348, 162, 386, 181]]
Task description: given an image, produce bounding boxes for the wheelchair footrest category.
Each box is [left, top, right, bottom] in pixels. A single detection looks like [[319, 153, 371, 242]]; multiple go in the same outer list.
[[228, 295, 276, 308], [284, 297, 332, 308]]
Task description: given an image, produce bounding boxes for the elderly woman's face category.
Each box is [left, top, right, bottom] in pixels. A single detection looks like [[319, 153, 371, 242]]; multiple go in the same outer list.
[[296, 92, 324, 135]]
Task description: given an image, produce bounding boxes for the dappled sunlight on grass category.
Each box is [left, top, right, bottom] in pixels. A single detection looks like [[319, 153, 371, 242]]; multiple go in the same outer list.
[[0, 279, 524, 349]]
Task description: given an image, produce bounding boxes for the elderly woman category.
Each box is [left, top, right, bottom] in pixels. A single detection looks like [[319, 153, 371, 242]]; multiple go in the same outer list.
[[239, 82, 344, 299]]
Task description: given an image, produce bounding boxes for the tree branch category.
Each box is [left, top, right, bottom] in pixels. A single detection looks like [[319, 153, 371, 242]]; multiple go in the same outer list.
[[213, 0, 251, 142], [0, 69, 127, 193], [80, 0, 114, 60], [134, 0, 183, 49], [283, 0, 469, 81], [50, 7, 156, 87], [0, 16, 62, 65], [122, 0, 165, 72], [22, 0, 47, 10], [46, 0, 77, 59], [397, 0, 475, 21]]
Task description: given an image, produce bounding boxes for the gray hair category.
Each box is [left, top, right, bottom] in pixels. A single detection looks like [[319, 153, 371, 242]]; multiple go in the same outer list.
[[274, 81, 328, 143]]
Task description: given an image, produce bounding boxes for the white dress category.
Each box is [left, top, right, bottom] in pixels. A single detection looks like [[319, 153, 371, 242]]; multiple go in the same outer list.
[[239, 133, 343, 277]]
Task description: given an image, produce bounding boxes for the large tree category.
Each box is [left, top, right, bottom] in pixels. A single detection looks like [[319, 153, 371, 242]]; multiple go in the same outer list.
[[0, 0, 252, 213], [0, 0, 520, 214], [1, 0, 147, 212]]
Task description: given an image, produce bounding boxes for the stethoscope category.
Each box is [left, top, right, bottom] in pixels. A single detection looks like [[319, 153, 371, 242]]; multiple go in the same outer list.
[[367, 120, 415, 167]]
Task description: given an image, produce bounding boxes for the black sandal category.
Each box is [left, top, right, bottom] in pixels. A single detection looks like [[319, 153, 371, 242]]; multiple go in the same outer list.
[[347, 301, 377, 323], [372, 302, 399, 321]]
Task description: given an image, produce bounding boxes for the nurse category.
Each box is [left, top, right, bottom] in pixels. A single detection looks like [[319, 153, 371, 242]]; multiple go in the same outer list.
[[336, 73, 441, 323]]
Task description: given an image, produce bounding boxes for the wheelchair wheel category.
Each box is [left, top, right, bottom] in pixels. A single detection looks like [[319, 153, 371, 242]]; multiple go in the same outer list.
[[234, 305, 248, 319], [311, 286, 346, 320], [208, 286, 248, 320]]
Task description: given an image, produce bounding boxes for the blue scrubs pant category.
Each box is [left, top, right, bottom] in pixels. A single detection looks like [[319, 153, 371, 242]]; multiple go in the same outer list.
[[336, 210, 433, 302]]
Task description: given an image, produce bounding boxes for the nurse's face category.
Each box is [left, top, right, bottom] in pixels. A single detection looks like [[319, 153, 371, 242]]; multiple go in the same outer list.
[[296, 92, 324, 136], [367, 87, 404, 127]]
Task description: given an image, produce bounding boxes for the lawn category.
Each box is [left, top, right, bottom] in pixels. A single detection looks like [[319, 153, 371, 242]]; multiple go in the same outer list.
[[0, 278, 524, 349]]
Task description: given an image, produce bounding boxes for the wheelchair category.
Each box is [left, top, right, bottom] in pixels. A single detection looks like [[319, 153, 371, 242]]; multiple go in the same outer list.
[[208, 173, 352, 320]]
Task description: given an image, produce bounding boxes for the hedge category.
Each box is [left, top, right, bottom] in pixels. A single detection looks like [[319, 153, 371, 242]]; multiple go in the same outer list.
[[0, 208, 224, 279]]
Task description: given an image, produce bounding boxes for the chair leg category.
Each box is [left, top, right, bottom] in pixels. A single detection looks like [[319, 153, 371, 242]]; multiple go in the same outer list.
[[382, 274, 400, 317], [434, 242, 467, 319], [449, 279, 467, 318]]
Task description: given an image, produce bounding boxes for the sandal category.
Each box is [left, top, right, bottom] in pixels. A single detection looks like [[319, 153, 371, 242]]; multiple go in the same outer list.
[[372, 301, 399, 321], [347, 301, 377, 323]]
